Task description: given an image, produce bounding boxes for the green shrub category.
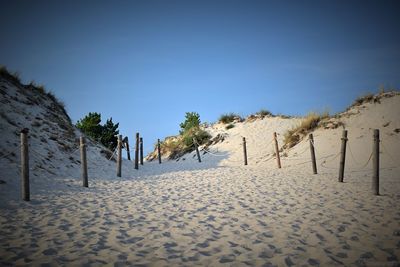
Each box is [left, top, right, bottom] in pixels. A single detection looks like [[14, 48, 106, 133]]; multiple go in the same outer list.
[[179, 112, 200, 134], [225, 124, 235, 130], [151, 112, 211, 160], [76, 112, 103, 140], [182, 127, 211, 147], [76, 112, 120, 150], [219, 113, 242, 124], [256, 109, 273, 117]]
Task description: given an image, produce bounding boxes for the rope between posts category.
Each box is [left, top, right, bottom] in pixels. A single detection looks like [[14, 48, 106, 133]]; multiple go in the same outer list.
[[380, 140, 398, 164], [246, 137, 276, 161], [352, 149, 373, 170], [322, 151, 341, 164], [0, 151, 15, 160], [108, 148, 117, 160], [320, 150, 373, 172], [201, 147, 230, 157], [29, 148, 49, 160], [29, 148, 58, 170], [294, 145, 310, 156], [347, 141, 361, 165], [193, 138, 235, 157], [67, 146, 81, 156]]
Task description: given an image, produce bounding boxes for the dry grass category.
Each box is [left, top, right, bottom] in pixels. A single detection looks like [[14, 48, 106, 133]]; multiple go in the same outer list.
[[0, 66, 21, 85], [256, 109, 273, 117], [351, 93, 374, 107], [284, 112, 329, 148], [218, 113, 242, 124]]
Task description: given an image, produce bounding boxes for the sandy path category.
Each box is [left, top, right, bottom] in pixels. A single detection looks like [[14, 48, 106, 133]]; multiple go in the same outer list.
[[1, 164, 399, 266]]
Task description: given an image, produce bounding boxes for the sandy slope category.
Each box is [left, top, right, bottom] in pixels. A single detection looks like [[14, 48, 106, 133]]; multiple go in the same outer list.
[[1, 87, 400, 266]]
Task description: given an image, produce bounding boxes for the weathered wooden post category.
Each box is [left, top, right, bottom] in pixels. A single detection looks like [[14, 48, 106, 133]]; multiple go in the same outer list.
[[140, 137, 143, 165], [309, 133, 317, 174], [372, 129, 380, 195], [273, 132, 281, 168], [193, 138, 201, 163], [338, 130, 348, 182], [80, 136, 88, 187], [157, 139, 162, 164], [243, 137, 248, 165], [123, 136, 131, 161], [20, 128, 30, 201], [117, 135, 122, 177], [135, 133, 139, 170]]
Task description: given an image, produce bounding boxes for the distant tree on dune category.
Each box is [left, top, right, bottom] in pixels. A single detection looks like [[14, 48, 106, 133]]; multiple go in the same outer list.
[[76, 112, 103, 140], [179, 112, 201, 135], [101, 118, 119, 150], [76, 112, 119, 150]]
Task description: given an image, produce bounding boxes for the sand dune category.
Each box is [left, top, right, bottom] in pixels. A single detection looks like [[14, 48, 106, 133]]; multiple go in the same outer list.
[[1, 89, 400, 266]]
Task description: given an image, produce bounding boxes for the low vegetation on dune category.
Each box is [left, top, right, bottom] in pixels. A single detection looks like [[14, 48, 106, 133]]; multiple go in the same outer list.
[[225, 123, 235, 130], [0, 66, 22, 85], [1, 66, 70, 122], [76, 112, 120, 151], [246, 109, 274, 122], [283, 88, 399, 149], [218, 113, 243, 124], [347, 88, 399, 111], [283, 112, 330, 148], [147, 112, 211, 160]]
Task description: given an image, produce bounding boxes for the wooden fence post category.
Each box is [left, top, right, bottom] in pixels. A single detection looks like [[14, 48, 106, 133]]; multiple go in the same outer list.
[[117, 135, 122, 177], [20, 128, 30, 201], [243, 137, 248, 165], [273, 132, 281, 168], [157, 139, 162, 164], [80, 136, 88, 187], [372, 129, 380, 195], [309, 134, 317, 174], [140, 137, 143, 165], [338, 130, 348, 182], [135, 133, 139, 170], [193, 138, 201, 163], [124, 137, 131, 161]]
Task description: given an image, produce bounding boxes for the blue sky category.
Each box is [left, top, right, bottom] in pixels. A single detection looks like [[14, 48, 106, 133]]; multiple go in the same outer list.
[[1, 0, 399, 154]]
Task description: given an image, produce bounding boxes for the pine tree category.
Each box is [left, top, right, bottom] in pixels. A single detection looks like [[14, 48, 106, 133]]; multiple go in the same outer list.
[[76, 112, 103, 141], [179, 112, 201, 135], [76, 113, 120, 150], [101, 118, 119, 150]]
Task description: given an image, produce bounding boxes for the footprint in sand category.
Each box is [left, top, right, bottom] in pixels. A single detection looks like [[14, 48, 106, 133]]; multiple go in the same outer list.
[[42, 248, 58, 256], [315, 233, 325, 242], [197, 241, 209, 248], [162, 231, 171, 237], [258, 248, 274, 259], [350, 235, 359, 241], [126, 237, 144, 244], [284, 255, 295, 266], [198, 250, 212, 256], [336, 252, 348, 258], [219, 254, 235, 263], [307, 258, 320, 266]]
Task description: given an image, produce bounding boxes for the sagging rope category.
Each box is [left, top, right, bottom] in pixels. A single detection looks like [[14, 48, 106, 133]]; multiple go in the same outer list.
[[380, 140, 398, 164], [0, 151, 15, 160], [320, 149, 373, 172]]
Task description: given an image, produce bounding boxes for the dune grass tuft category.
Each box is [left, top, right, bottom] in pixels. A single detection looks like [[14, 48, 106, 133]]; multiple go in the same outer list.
[[219, 113, 242, 124], [256, 109, 273, 117], [283, 112, 329, 148]]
